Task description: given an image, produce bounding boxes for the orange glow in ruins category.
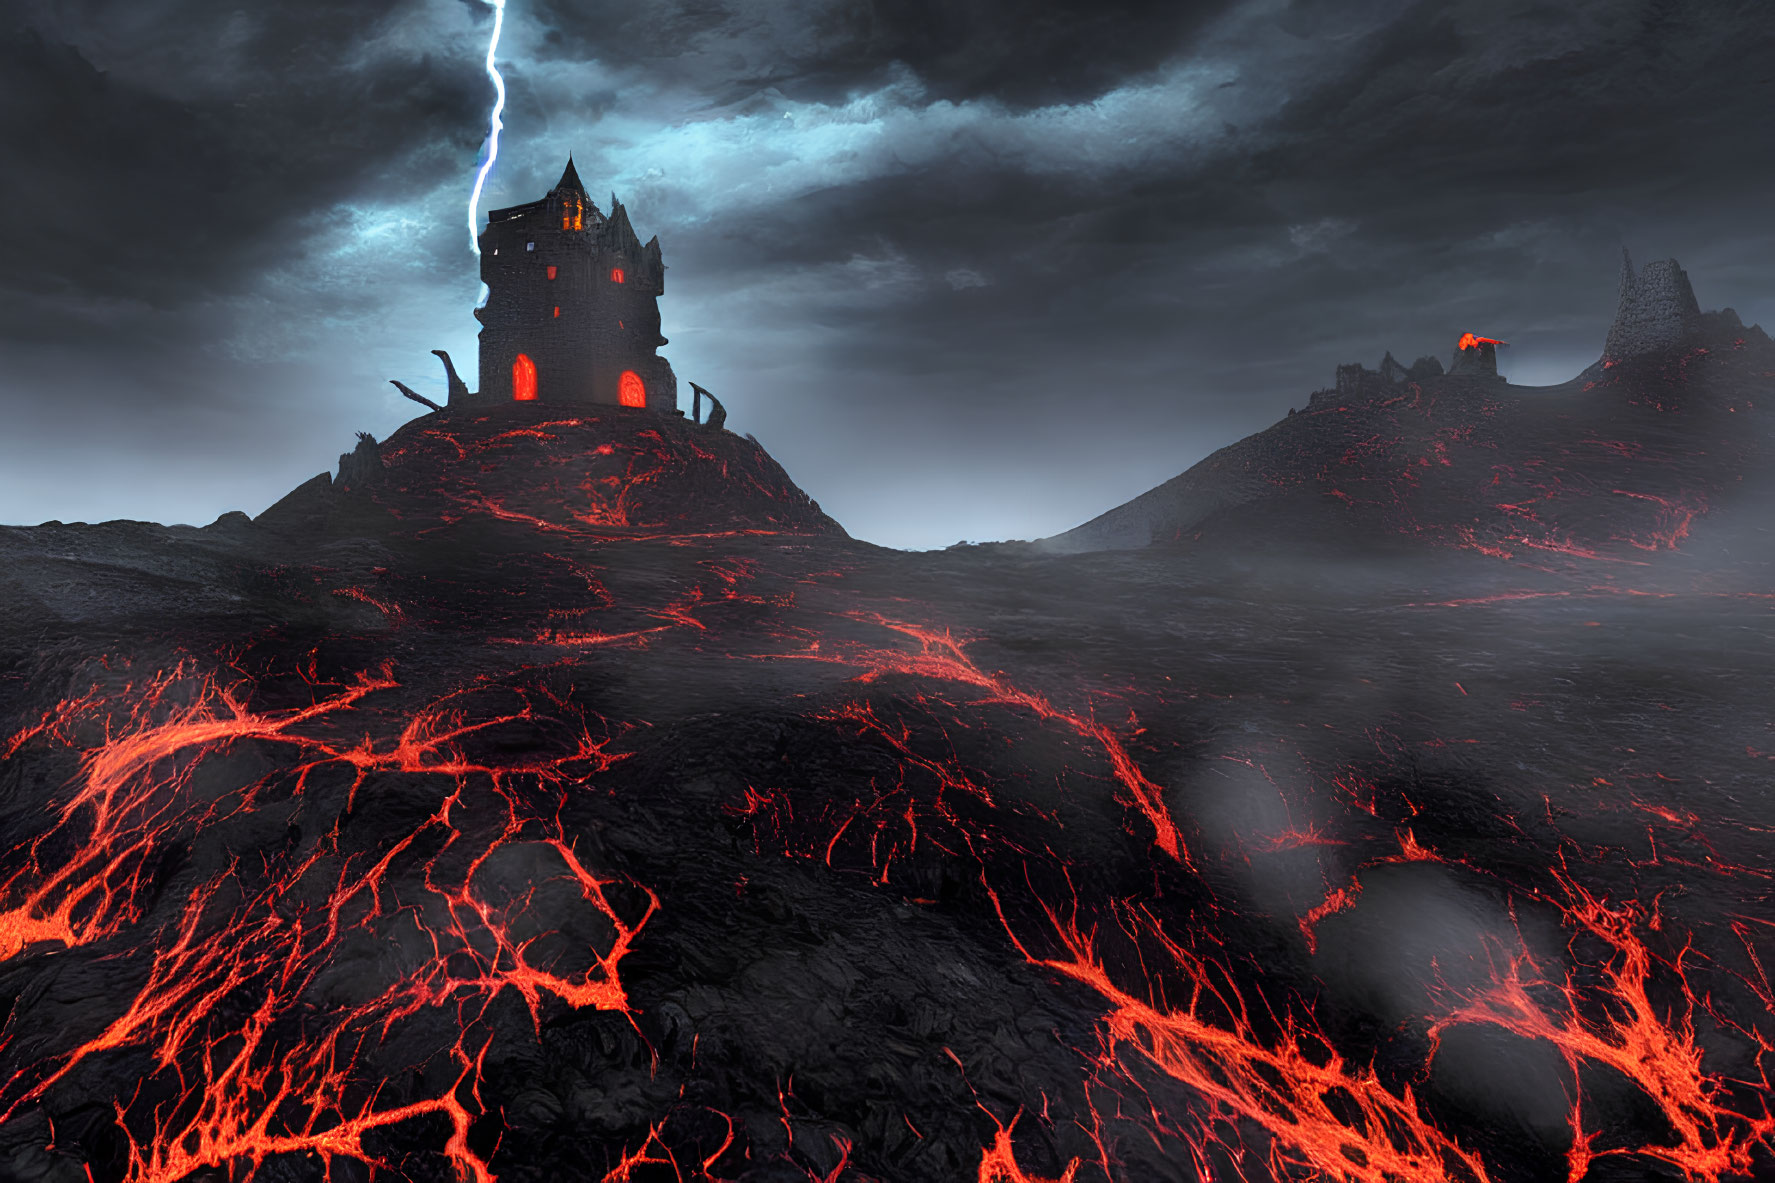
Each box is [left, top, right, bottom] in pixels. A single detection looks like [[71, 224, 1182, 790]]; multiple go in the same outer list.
[[610, 268, 625, 284], [512, 353, 537, 401], [546, 266, 557, 280], [1458, 333, 1508, 350], [618, 370, 645, 408]]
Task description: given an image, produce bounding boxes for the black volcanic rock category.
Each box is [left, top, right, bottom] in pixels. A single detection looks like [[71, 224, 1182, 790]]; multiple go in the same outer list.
[[335, 430, 385, 493], [254, 470, 335, 533], [260, 405, 847, 543]]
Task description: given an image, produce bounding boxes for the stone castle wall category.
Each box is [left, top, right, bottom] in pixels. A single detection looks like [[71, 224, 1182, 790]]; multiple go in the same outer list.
[[468, 172, 678, 413]]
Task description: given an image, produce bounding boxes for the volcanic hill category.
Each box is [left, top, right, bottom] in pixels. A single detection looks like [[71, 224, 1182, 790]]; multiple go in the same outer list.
[[1040, 254, 1775, 567], [257, 405, 847, 542], [2, 266, 1775, 1183]]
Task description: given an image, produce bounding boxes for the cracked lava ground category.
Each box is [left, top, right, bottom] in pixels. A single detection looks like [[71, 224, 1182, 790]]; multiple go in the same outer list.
[[2, 354, 1775, 1183]]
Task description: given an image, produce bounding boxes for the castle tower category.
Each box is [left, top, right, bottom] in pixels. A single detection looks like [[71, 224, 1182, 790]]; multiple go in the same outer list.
[[1602, 248, 1702, 360], [469, 158, 677, 411]]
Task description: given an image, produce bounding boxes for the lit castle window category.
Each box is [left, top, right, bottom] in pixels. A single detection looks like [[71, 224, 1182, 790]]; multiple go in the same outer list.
[[512, 353, 537, 400], [619, 370, 645, 407], [610, 268, 624, 284]]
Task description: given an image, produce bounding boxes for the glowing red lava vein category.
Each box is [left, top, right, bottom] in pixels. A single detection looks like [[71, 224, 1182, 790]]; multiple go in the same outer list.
[[779, 612, 1188, 864]]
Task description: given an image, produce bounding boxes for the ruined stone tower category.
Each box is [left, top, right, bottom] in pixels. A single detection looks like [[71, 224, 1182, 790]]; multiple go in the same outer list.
[[1603, 249, 1702, 361], [468, 159, 677, 411]]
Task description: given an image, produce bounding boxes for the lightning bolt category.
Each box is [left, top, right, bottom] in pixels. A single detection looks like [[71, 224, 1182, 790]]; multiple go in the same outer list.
[[467, 0, 507, 258]]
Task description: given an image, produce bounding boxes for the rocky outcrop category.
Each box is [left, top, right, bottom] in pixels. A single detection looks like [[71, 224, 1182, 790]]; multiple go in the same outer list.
[[336, 432, 385, 492], [255, 472, 336, 534], [1604, 249, 1703, 360]]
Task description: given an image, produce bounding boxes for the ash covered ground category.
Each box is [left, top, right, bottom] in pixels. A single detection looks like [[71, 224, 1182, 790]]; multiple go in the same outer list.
[[1, 344, 1775, 1183]]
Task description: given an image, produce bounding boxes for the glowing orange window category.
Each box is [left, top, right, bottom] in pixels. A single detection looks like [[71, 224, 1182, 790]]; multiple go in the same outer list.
[[618, 370, 645, 407], [512, 353, 537, 401], [610, 268, 625, 284], [553, 306, 560, 318], [546, 266, 557, 280]]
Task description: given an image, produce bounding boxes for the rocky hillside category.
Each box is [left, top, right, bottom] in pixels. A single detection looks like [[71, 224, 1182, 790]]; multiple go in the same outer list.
[[258, 404, 847, 542], [1041, 256, 1775, 562]]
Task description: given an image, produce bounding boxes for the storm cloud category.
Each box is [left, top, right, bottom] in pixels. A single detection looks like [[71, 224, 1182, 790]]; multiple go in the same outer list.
[[2, 0, 1771, 546]]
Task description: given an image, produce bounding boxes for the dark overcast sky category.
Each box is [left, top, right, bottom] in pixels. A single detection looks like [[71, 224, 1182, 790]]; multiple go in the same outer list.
[[2, 0, 1773, 548]]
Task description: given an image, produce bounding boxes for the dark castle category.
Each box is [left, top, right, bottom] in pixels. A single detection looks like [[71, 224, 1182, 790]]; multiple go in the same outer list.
[[421, 159, 679, 413]]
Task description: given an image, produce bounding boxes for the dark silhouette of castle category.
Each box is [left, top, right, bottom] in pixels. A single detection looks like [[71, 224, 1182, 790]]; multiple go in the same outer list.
[[434, 159, 678, 412]]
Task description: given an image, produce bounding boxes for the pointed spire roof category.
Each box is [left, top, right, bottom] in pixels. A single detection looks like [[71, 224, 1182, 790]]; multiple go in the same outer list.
[[554, 156, 588, 198], [605, 197, 638, 250]]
